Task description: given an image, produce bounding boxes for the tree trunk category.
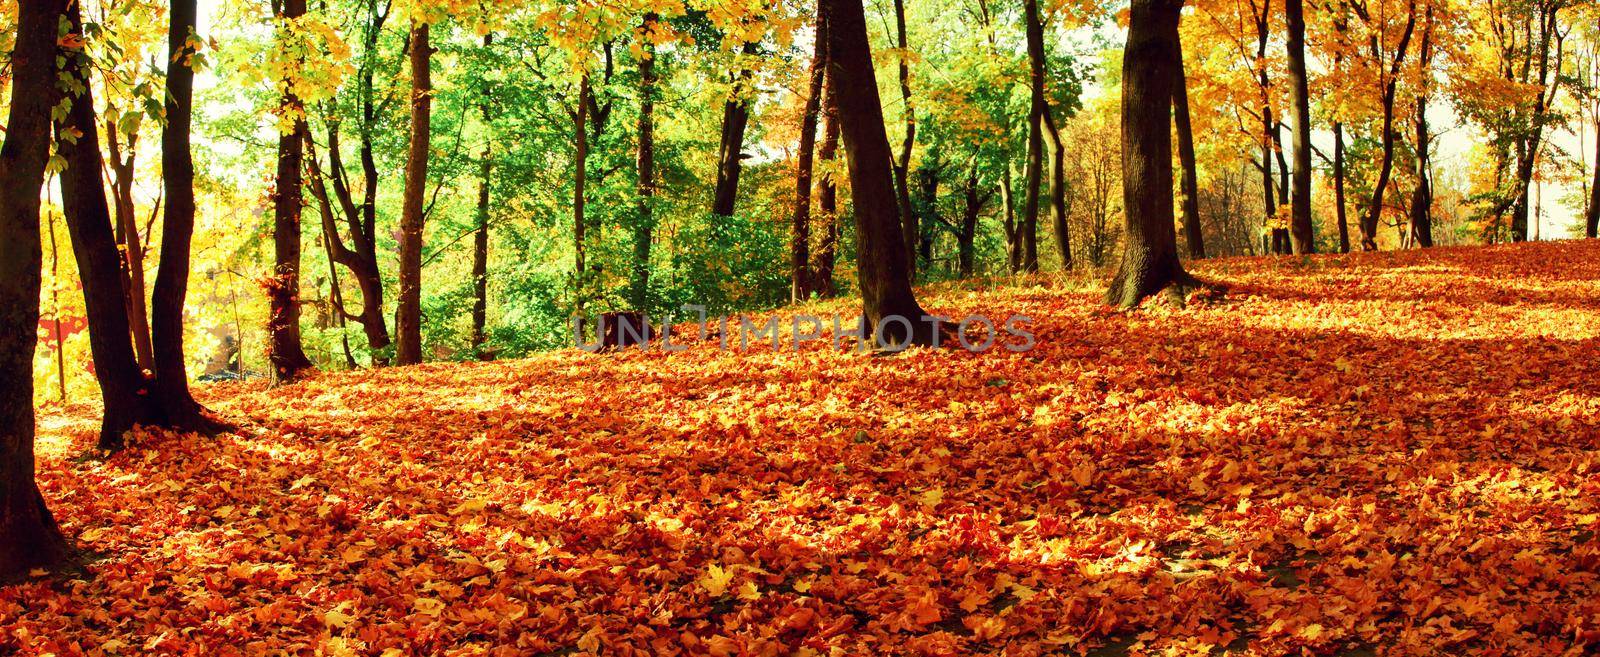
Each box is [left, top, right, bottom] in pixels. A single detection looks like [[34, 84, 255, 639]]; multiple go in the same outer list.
[[1587, 130, 1600, 237], [631, 15, 659, 309], [793, 12, 827, 302], [395, 22, 431, 365], [712, 43, 758, 218], [1510, 4, 1562, 243], [822, 0, 934, 346], [1334, 122, 1350, 252], [959, 162, 986, 277], [1106, 0, 1196, 309], [151, 0, 228, 432], [269, 0, 315, 381], [470, 35, 494, 358], [893, 0, 919, 278], [574, 73, 592, 324], [1172, 31, 1205, 259], [1408, 7, 1435, 248], [812, 73, 841, 298], [56, 4, 165, 449], [104, 117, 154, 371], [1286, 0, 1315, 254], [1360, 6, 1416, 251], [0, 0, 72, 581]]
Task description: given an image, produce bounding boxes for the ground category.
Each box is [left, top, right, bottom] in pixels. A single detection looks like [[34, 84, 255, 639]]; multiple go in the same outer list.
[[6, 241, 1600, 657]]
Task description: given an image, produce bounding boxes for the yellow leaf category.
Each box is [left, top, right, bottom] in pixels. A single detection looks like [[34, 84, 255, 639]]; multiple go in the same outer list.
[[412, 597, 444, 616], [699, 564, 734, 597]]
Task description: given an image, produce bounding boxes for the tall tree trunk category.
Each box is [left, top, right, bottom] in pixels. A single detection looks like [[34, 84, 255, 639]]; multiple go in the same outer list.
[[631, 15, 659, 309], [395, 22, 431, 365], [56, 4, 165, 450], [1334, 122, 1351, 252], [1510, 4, 1562, 242], [104, 120, 154, 370], [151, 0, 228, 431], [959, 161, 986, 277], [1106, 0, 1196, 309], [1172, 30, 1205, 259], [470, 34, 494, 358], [574, 74, 592, 324], [1408, 7, 1435, 248], [793, 12, 828, 302], [812, 73, 841, 298], [1021, 0, 1056, 273], [822, 0, 935, 346], [1286, 0, 1315, 254], [1588, 130, 1600, 237], [0, 0, 72, 581], [1360, 1, 1417, 251], [893, 0, 919, 278], [269, 0, 315, 381], [712, 43, 758, 218]]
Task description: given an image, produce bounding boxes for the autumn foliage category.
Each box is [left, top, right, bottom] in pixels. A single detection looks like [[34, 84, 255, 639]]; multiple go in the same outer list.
[[6, 241, 1599, 656]]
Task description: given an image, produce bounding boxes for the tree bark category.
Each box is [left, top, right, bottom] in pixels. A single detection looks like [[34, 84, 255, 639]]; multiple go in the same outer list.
[[151, 0, 228, 431], [470, 33, 494, 358], [1408, 6, 1435, 248], [104, 115, 154, 371], [793, 12, 828, 302], [1172, 29, 1205, 259], [959, 161, 988, 277], [1510, 3, 1562, 242], [1360, 0, 1416, 251], [712, 43, 758, 218], [574, 73, 592, 324], [1106, 0, 1197, 309], [822, 0, 935, 346], [1023, 0, 1071, 271], [812, 73, 841, 298], [893, 0, 919, 278], [395, 22, 431, 365], [1333, 122, 1351, 252], [1588, 129, 1600, 237], [1286, 0, 1315, 254], [631, 16, 659, 309], [56, 4, 165, 450], [0, 0, 73, 581], [269, 0, 315, 381]]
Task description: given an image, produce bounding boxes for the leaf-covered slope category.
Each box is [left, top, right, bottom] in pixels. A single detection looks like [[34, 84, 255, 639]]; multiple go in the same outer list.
[[9, 241, 1600, 656]]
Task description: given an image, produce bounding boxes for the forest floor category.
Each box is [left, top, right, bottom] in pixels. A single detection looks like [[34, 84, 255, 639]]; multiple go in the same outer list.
[[8, 241, 1600, 657]]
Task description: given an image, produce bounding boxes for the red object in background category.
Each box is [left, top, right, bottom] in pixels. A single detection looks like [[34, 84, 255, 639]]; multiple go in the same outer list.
[[39, 314, 94, 375]]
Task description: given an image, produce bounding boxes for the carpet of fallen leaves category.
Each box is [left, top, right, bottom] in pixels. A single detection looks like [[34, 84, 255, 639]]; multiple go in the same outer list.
[[7, 241, 1600, 657]]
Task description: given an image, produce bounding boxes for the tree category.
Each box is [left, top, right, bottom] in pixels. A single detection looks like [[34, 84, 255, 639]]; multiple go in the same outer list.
[[0, 0, 72, 580], [1285, 0, 1315, 253], [1023, 0, 1070, 271], [631, 14, 659, 309], [1356, 0, 1417, 251], [1106, 0, 1200, 308], [793, 10, 828, 302], [812, 72, 842, 298], [1408, 5, 1435, 247], [823, 0, 935, 346], [1173, 29, 1205, 259], [470, 33, 494, 358], [712, 42, 758, 218], [55, 2, 165, 450], [310, 0, 393, 364], [893, 0, 920, 277], [269, 0, 316, 381], [151, 0, 229, 431], [395, 20, 432, 365]]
